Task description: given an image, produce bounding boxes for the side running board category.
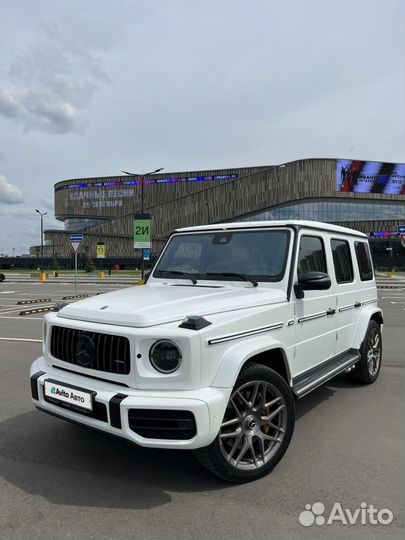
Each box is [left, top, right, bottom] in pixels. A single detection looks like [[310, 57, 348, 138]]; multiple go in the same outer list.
[[292, 349, 360, 398]]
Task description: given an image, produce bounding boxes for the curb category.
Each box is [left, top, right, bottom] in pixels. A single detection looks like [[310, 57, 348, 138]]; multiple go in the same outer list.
[[19, 306, 57, 316], [377, 285, 405, 289], [17, 298, 52, 305]]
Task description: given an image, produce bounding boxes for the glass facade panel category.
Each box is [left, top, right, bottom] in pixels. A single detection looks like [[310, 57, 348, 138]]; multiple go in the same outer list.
[[238, 199, 405, 223], [64, 218, 107, 231]]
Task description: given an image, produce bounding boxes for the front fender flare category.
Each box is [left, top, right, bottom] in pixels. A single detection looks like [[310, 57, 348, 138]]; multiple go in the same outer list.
[[211, 335, 291, 389]]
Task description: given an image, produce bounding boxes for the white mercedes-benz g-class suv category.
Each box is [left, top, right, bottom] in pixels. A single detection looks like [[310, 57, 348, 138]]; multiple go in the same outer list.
[[30, 220, 382, 482]]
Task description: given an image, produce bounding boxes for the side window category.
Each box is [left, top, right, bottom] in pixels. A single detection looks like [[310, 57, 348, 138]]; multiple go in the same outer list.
[[355, 242, 374, 281], [298, 236, 327, 275], [331, 239, 354, 283]]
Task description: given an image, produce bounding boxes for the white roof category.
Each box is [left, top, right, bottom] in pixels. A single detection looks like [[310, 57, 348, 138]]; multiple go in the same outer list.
[[176, 220, 368, 238]]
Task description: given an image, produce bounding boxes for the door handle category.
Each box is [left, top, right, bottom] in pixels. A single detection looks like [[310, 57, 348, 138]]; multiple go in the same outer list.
[[354, 302, 361, 308], [326, 308, 336, 316]]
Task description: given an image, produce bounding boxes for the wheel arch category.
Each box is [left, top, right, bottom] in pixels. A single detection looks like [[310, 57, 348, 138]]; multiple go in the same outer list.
[[370, 310, 383, 326], [212, 338, 292, 389], [353, 307, 383, 349]]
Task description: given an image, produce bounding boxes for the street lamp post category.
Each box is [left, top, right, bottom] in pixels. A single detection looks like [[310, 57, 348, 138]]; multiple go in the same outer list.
[[122, 168, 163, 280], [205, 202, 213, 223], [35, 209, 47, 274]]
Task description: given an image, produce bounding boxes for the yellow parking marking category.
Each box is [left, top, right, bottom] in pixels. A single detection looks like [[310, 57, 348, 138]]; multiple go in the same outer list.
[[17, 298, 52, 305], [19, 307, 57, 316]]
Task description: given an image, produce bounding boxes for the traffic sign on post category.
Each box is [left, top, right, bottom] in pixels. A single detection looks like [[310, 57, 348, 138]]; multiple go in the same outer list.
[[70, 234, 84, 241], [70, 242, 81, 253], [133, 214, 152, 249], [69, 234, 84, 293], [70, 234, 84, 253]]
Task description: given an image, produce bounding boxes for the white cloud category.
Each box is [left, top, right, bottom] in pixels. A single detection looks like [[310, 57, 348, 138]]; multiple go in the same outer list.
[[41, 197, 54, 211], [0, 18, 109, 134], [0, 175, 23, 204]]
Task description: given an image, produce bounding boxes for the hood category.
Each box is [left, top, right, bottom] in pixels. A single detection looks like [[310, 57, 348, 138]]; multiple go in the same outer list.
[[57, 283, 286, 327]]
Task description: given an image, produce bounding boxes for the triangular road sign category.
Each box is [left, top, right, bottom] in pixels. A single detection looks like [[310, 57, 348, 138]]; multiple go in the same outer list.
[[70, 241, 81, 253]]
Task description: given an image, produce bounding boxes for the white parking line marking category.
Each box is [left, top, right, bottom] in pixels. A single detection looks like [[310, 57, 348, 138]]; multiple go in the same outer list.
[[0, 291, 16, 294], [0, 316, 43, 320], [390, 301, 405, 304], [0, 337, 42, 342]]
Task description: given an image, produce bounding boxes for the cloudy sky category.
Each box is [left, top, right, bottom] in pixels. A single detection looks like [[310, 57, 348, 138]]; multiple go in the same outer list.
[[0, 0, 404, 254]]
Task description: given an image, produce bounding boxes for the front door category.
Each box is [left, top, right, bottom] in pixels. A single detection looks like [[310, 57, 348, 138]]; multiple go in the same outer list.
[[293, 233, 337, 377]]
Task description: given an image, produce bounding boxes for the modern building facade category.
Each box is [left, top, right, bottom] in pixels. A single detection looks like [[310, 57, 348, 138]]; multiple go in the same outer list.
[[35, 158, 405, 266]]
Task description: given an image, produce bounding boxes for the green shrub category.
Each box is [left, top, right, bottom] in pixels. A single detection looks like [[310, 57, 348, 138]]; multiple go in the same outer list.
[[85, 259, 96, 273]]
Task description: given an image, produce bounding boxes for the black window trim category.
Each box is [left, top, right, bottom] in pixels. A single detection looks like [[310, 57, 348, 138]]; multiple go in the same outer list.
[[330, 237, 354, 285], [297, 233, 328, 276], [354, 240, 374, 282]]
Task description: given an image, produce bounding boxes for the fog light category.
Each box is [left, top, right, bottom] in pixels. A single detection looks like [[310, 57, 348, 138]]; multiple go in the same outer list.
[[149, 340, 182, 374]]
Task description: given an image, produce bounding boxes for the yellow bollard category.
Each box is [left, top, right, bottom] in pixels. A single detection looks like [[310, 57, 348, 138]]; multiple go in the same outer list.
[[39, 272, 47, 282], [387, 271, 393, 279], [99, 271, 105, 280], [137, 279, 145, 286]]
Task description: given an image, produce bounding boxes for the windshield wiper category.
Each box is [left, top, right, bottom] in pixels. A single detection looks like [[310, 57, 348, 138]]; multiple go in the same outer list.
[[206, 272, 258, 287], [159, 269, 198, 285]]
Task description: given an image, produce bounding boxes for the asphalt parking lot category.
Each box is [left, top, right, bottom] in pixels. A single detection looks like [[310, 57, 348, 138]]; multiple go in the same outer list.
[[0, 280, 404, 540]]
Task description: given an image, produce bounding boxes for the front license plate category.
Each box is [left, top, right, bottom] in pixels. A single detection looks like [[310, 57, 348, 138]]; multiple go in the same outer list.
[[44, 380, 94, 412]]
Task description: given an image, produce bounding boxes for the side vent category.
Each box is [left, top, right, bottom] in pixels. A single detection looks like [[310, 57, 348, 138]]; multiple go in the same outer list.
[[179, 315, 212, 330]]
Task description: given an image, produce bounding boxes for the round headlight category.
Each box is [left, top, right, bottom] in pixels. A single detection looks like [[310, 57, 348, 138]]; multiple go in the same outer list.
[[149, 340, 182, 374]]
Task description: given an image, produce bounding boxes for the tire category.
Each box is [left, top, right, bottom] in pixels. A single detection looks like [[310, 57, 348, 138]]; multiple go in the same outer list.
[[348, 320, 382, 384], [194, 362, 295, 483]]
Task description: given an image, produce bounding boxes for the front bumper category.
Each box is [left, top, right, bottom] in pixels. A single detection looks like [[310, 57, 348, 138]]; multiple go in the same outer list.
[[30, 357, 231, 449]]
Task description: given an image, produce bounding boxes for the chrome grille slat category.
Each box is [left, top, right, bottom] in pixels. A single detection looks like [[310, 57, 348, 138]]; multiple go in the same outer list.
[[70, 328, 75, 364], [96, 333, 101, 372], [102, 333, 107, 372], [109, 335, 114, 373]]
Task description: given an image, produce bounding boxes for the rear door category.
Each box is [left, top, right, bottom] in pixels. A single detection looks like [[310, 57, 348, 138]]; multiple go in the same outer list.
[[330, 237, 358, 354], [293, 233, 337, 376]]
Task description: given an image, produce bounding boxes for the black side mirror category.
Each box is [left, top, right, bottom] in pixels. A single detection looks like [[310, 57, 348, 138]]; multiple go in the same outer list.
[[294, 271, 331, 299]]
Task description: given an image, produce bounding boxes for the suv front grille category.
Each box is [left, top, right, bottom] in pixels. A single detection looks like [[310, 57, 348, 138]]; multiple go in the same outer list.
[[128, 409, 197, 440], [50, 326, 131, 375]]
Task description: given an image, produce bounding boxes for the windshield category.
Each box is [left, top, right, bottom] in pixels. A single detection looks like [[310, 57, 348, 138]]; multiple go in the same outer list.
[[154, 229, 290, 282]]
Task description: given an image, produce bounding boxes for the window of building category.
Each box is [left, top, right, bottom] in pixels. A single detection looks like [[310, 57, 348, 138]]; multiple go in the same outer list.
[[298, 236, 327, 275], [239, 199, 405, 224], [331, 239, 354, 283], [355, 242, 374, 281]]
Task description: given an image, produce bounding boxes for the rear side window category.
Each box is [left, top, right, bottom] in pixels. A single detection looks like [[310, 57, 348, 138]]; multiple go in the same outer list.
[[298, 236, 327, 275], [331, 239, 354, 283], [355, 241, 374, 281]]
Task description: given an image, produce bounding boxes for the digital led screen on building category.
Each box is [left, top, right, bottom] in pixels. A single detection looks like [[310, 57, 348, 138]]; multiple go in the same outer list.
[[337, 160, 405, 195], [55, 174, 239, 192]]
